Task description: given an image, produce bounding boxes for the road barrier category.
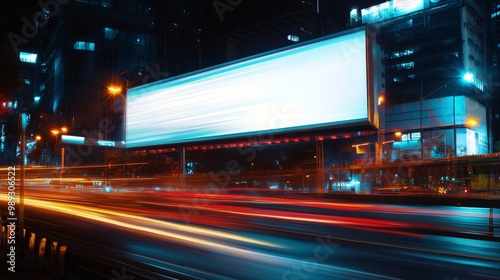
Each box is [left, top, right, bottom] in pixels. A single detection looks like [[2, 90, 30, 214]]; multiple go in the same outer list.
[[28, 232, 36, 257], [0, 226, 67, 279], [38, 237, 47, 269]]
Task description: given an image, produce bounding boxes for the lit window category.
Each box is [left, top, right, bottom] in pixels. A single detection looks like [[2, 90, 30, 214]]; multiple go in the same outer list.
[[19, 52, 37, 63], [75, 0, 98, 4], [390, 49, 414, 58], [104, 27, 118, 39], [101, 0, 112, 7], [287, 34, 300, 42], [74, 41, 95, 51], [394, 61, 414, 70]]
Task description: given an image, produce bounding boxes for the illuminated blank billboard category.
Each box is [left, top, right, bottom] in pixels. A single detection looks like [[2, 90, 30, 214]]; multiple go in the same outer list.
[[126, 28, 372, 148]]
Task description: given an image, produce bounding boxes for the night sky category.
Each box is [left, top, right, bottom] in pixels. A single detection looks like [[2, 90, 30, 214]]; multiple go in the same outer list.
[[1, 1, 385, 41], [1, 1, 38, 39], [202, 0, 385, 39]]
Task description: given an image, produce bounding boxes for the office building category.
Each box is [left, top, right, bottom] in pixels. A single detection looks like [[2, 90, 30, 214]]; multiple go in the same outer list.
[[359, 0, 491, 163]]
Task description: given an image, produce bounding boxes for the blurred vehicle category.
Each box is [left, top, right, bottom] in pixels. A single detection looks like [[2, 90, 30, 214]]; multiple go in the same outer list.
[[440, 181, 470, 194]]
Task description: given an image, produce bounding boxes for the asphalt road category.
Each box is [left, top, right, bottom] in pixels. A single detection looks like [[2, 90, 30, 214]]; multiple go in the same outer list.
[[0, 186, 499, 280]]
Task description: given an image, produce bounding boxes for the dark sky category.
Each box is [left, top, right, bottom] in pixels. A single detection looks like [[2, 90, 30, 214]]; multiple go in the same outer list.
[[0, 0, 385, 49], [1, 0, 385, 35], [1, 1, 38, 37], [201, 0, 385, 39]]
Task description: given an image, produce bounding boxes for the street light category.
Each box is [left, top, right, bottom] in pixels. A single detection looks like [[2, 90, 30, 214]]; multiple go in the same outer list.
[[107, 86, 122, 96], [106, 84, 127, 176], [466, 118, 479, 127], [463, 72, 474, 83], [51, 127, 67, 168], [105, 84, 126, 141]]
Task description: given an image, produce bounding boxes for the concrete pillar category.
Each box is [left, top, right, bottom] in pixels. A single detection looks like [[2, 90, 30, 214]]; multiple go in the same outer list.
[[38, 237, 46, 269], [56, 245, 67, 279], [28, 232, 36, 257]]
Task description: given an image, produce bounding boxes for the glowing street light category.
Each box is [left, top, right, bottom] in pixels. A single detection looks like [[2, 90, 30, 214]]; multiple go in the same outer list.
[[50, 126, 67, 168], [466, 118, 479, 127], [463, 72, 474, 83], [108, 86, 122, 95]]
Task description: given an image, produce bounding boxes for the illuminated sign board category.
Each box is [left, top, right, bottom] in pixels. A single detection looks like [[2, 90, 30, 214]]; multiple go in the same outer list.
[[61, 135, 125, 148], [126, 28, 373, 148], [361, 0, 427, 24], [401, 132, 421, 141], [61, 135, 85, 145], [97, 140, 116, 147]]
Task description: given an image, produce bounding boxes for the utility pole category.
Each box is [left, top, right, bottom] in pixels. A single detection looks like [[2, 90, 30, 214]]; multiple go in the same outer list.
[[18, 112, 28, 259]]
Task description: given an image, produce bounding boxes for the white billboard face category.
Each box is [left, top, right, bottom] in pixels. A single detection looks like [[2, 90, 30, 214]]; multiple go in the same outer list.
[[126, 29, 370, 148]]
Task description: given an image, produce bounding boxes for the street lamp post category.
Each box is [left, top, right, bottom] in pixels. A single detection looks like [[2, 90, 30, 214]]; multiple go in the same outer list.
[[18, 112, 28, 258], [51, 126, 67, 168], [106, 85, 126, 141], [106, 84, 127, 175]]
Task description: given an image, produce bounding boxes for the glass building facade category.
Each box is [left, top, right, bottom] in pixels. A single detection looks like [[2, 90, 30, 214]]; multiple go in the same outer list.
[[368, 0, 491, 162]]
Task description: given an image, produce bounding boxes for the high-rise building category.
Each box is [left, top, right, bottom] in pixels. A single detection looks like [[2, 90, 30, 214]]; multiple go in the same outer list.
[[19, 0, 182, 165], [198, 0, 337, 68], [37, 0, 158, 141], [359, 0, 492, 162], [489, 0, 500, 146]]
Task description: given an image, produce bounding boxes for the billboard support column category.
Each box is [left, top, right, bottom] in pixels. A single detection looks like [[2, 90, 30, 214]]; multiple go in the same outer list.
[[180, 147, 186, 189], [316, 138, 325, 194]]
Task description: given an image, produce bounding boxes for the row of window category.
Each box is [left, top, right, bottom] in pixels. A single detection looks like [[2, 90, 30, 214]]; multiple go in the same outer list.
[[75, 0, 151, 15], [73, 26, 148, 51]]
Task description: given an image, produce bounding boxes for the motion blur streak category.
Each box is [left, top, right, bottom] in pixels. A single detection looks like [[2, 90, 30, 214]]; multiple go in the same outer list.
[[204, 204, 422, 228], [165, 192, 495, 219], [0, 196, 282, 254]]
